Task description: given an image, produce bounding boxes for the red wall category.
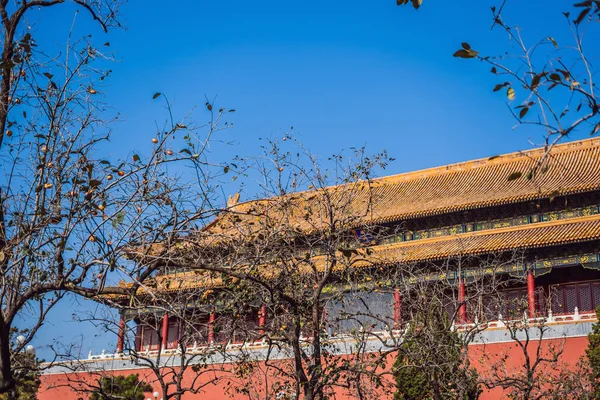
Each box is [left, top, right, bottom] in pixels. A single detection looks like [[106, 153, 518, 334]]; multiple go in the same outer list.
[[473, 336, 589, 400], [39, 336, 591, 400]]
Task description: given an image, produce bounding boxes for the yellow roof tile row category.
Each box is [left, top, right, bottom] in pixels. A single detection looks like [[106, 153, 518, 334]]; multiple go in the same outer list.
[[351, 213, 600, 267], [207, 137, 600, 236], [145, 214, 600, 293]]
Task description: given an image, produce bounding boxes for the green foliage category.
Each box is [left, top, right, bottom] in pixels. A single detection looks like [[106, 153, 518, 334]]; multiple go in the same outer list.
[[0, 353, 39, 400], [0, 330, 40, 400], [586, 306, 600, 398], [89, 374, 151, 400], [393, 303, 480, 400], [393, 352, 431, 400]]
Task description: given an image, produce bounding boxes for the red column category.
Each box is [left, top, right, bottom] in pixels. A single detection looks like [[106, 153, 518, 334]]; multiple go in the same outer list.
[[207, 311, 216, 343], [393, 288, 402, 328], [161, 313, 169, 349], [117, 316, 125, 353], [458, 279, 467, 323], [134, 325, 141, 352], [258, 304, 266, 334], [172, 320, 180, 349], [527, 270, 536, 318]]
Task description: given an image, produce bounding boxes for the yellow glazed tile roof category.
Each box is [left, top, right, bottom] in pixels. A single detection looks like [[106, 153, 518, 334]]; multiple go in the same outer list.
[[349, 213, 600, 267], [147, 213, 600, 293], [123, 138, 600, 295], [207, 137, 600, 236]]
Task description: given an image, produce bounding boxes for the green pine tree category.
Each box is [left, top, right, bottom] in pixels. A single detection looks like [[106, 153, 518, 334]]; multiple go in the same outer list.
[[393, 301, 480, 400], [586, 306, 600, 398], [89, 374, 152, 400], [0, 352, 39, 400]]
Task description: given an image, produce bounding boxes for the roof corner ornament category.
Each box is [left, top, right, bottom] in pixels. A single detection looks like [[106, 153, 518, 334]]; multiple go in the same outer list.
[[227, 192, 241, 208]]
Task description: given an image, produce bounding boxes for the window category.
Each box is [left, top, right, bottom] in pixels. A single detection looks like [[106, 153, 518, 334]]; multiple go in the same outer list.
[[141, 326, 160, 351], [214, 312, 261, 344], [469, 288, 545, 322], [166, 320, 179, 349], [176, 318, 210, 348], [327, 291, 394, 335], [169, 315, 209, 347], [232, 314, 261, 343], [139, 319, 180, 350], [191, 322, 210, 345], [551, 281, 600, 314], [503, 289, 529, 320]]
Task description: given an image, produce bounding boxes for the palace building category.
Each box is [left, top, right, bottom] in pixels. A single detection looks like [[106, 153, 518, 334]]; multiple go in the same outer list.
[[39, 137, 600, 399]]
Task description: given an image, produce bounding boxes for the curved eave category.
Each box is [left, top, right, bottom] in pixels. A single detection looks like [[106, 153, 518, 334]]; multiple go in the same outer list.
[[116, 213, 600, 296], [362, 213, 600, 266]]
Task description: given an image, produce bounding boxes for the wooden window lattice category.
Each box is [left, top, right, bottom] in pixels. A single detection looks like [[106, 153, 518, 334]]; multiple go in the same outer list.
[[551, 281, 600, 314]]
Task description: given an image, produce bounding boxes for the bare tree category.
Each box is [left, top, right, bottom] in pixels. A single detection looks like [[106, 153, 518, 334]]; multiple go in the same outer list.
[[0, 0, 122, 393], [391, 2, 600, 397], [0, 0, 123, 152], [119, 288, 232, 400], [398, 0, 600, 167], [0, 9, 232, 393], [127, 136, 534, 400], [478, 317, 565, 399], [545, 359, 593, 400], [389, 251, 532, 400], [398, 0, 600, 169], [453, 1, 599, 158], [472, 289, 593, 400], [132, 136, 395, 400], [60, 290, 232, 400]]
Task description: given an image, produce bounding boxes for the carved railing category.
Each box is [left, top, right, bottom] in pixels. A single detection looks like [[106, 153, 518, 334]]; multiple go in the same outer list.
[[86, 309, 597, 360]]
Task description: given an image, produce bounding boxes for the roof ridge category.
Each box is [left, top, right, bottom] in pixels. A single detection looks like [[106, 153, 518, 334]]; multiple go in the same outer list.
[[224, 137, 600, 208], [371, 137, 600, 185], [204, 136, 600, 235]]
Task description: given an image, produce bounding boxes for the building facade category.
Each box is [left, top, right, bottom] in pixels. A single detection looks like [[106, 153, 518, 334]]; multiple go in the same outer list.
[[40, 137, 600, 399]]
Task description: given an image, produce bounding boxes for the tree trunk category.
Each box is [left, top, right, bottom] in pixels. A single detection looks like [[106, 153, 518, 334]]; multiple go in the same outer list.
[[0, 317, 14, 393]]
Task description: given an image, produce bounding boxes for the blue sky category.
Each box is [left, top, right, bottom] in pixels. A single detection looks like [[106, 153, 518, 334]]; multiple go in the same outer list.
[[21, 0, 599, 358]]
